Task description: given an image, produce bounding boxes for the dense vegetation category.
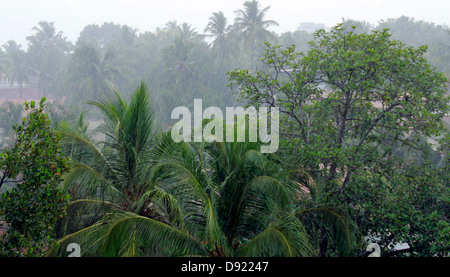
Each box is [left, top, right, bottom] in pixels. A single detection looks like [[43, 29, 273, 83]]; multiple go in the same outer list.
[[0, 1, 449, 257]]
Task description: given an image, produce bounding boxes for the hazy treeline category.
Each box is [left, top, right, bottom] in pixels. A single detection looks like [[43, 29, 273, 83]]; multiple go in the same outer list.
[[1, 2, 449, 130]]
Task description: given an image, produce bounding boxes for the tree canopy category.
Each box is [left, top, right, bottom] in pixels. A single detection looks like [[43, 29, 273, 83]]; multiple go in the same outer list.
[[228, 25, 449, 256]]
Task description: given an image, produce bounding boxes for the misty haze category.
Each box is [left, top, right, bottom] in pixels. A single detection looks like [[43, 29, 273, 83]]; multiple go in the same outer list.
[[0, 0, 448, 262]]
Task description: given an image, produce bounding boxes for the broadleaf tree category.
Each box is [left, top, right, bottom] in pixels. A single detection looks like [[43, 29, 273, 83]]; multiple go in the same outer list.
[[228, 25, 449, 256], [0, 98, 71, 256]]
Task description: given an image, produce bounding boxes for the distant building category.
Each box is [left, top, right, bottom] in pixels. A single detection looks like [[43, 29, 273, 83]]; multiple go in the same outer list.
[[298, 22, 326, 33]]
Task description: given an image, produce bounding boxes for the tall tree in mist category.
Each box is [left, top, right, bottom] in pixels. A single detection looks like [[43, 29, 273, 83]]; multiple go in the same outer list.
[[204, 11, 238, 63], [158, 22, 209, 108], [77, 22, 137, 48], [234, 0, 278, 65], [48, 83, 318, 257], [376, 16, 450, 78], [27, 21, 71, 97]]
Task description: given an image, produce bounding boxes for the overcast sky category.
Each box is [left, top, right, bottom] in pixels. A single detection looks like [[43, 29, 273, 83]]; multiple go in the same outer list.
[[1, 0, 449, 47]]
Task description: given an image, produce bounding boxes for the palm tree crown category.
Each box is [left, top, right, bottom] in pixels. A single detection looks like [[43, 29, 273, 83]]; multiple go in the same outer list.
[[234, 0, 279, 65], [204, 11, 239, 62]]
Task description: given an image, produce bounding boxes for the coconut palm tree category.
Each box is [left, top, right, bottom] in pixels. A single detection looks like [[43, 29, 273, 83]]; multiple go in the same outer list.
[[204, 11, 238, 62], [177, 23, 200, 42], [164, 20, 179, 33], [159, 34, 208, 106], [26, 21, 71, 97], [47, 84, 315, 256], [52, 141, 314, 257], [48, 82, 199, 256], [65, 43, 122, 105], [233, 0, 279, 65], [205, 11, 229, 45]]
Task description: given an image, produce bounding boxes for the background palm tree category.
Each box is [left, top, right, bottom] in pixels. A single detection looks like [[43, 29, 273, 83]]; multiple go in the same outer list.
[[204, 11, 238, 63], [26, 21, 72, 97], [161, 37, 203, 100], [156, 23, 210, 114], [49, 82, 201, 256], [0, 102, 23, 149], [64, 43, 122, 106], [177, 23, 200, 42], [233, 0, 279, 65]]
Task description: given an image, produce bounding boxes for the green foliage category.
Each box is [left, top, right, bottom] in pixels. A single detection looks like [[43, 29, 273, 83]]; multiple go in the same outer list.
[[0, 98, 71, 256], [63, 43, 121, 107], [234, 0, 279, 65], [2, 2, 449, 258], [228, 25, 449, 256], [346, 159, 449, 256], [49, 82, 170, 256], [376, 16, 450, 77], [26, 21, 72, 97], [48, 83, 319, 257], [150, 135, 315, 257]]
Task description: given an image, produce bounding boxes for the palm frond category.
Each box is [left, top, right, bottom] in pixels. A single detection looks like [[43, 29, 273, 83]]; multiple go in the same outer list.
[[117, 212, 206, 257], [239, 214, 313, 257], [51, 210, 208, 257], [131, 188, 185, 229], [297, 207, 360, 256]]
